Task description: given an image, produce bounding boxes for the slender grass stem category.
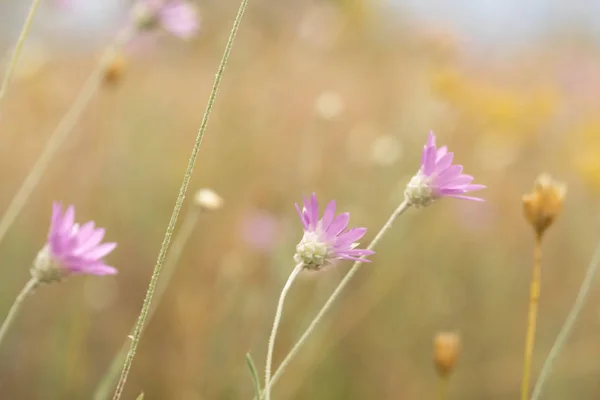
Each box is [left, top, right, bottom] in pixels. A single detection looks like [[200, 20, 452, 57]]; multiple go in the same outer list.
[[93, 208, 200, 400], [260, 199, 411, 398], [111, 2, 248, 398], [0, 27, 133, 249], [0, 278, 38, 348], [521, 234, 543, 400], [264, 263, 303, 400], [437, 375, 448, 400], [531, 238, 600, 400], [0, 0, 42, 108]]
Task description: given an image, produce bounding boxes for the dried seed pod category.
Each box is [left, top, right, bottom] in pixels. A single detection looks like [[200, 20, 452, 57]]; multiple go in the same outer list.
[[522, 174, 566, 238], [433, 332, 461, 377]]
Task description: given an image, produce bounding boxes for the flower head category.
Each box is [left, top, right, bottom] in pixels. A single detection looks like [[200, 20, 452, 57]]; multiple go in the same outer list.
[[32, 203, 117, 284], [194, 188, 224, 211], [132, 0, 199, 40], [522, 174, 566, 238], [294, 194, 374, 270], [405, 131, 485, 207]]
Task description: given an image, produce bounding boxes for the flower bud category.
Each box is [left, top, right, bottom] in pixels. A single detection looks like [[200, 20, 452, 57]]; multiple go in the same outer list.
[[433, 332, 461, 377], [31, 245, 66, 284], [522, 174, 566, 238], [194, 188, 223, 211], [103, 53, 126, 85], [131, 2, 159, 32]]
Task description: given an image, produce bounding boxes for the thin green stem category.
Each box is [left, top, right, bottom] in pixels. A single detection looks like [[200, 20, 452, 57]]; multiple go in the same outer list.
[[531, 238, 600, 400], [93, 208, 200, 400], [264, 263, 303, 400], [246, 353, 262, 399], [111, 1, 248, 398], [0, 27, 133, 249], [260, 199, 411, 398], [0, 0, 42, 108], [0, 278, 38, 348]]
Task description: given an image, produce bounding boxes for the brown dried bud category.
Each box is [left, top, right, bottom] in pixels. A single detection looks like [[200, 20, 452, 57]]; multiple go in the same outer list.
[[103, 53, 126, 85], [522, 174, 566, 238], [433, 332, 461, 377]]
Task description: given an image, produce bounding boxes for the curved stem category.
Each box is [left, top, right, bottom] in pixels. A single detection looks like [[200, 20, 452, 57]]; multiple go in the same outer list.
[[531, 238, 600, 400], [0, 27, 133, 249], [264, 263, 303, 400], [0, 278, 38, 348], [261, 199, 411, 398], [111, 1, 248, 399], [521, 235, 543, 400], [0, 0, 42, 108], [93, 209, 199, 400]]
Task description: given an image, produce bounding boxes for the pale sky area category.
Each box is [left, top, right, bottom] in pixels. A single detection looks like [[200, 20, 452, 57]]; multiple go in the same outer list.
[[1, 0, 600, 51]]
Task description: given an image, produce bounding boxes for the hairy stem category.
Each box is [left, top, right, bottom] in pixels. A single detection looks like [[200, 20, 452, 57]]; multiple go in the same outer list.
[[111, 2, 248, 398], [0, 27, 133, 248], [0, 0, 42, 108], [261, 199, 411, 397], [521, 234, 542, 400], [93, 208, 200, 400], [531, 238, 600, 400], [0, 278, 38, 348], [264, 263, 303, 400]]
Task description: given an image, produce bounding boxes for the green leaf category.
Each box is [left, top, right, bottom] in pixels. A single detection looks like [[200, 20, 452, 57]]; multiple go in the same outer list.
[[245, 352, 261, 398], [135, 393, 144, 400]]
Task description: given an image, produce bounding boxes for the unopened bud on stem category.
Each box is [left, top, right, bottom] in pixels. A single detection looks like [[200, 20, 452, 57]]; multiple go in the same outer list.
[[433, 332, 461, 377], [522, 174, 566, 238], [194, 188, 223, 211]]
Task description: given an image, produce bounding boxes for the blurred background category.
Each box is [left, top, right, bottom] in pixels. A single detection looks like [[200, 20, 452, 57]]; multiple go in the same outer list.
[[1, 0, 600, 399]]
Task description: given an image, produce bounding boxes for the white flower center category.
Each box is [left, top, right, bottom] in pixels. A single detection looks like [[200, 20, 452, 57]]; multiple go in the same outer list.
[[294, 231, 330, 270], [405, 172, 435, 208]]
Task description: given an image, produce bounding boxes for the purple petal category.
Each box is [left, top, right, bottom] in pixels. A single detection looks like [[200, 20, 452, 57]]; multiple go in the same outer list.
[[302, 194, 313, 228], [76, 221, 96, 243], [340, 256, 371, 262], [80, 263, 118, 276], [75, 228, 106, 254], [295, 203, 309, 230], [59, 205, 75, 234], [321, 200, 336, 232], [463, 184, 486, 191], [50, 202, 62, 235], [434, 152, 454, 172], [435, 165, 463, 185], [427, 131, 436, 147], [435, 146, 448, 161], [309, 193, 319, 230], [325, 213, 350, 239], [339, 248, 375, 256], [335, 228, 367, 246], [444, 194, 485, 202], [443, 174, 473, 187], [82, 242, 117, 260], [423, 145, 437, 176]]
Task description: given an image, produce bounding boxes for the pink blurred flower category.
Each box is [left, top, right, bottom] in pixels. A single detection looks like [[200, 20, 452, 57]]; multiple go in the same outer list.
[[132, 0, 199, 40], [240, 210, 280, 252]]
